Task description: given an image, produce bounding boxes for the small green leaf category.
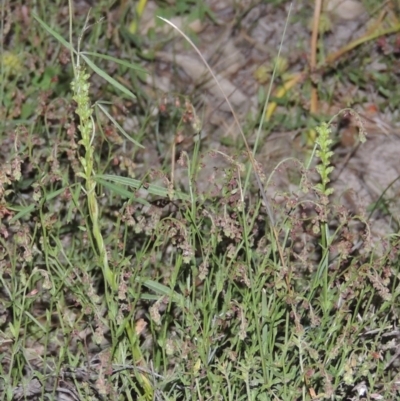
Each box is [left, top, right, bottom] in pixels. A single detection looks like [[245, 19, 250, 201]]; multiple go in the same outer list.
[[80, 54, 137, 100], [96, 102, 144, 148], [33, 14, 74, 52], [82, 51, 147, 75], [96, 178, 149, 206], [95, 174, 190, 201], [139, 279, 185, 306], [9, 204, 36, 223]]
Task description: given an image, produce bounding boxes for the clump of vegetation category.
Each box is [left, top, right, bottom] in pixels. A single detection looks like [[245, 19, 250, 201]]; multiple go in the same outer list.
[[1, 1, 400, 401]]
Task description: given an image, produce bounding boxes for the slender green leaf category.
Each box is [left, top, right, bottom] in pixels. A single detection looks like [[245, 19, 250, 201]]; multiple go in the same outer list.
[[33, 14, 74, 52], [9, 204, 36, 223], [95, 174, 190, 201], [96, 102, 144, 148], [9, 187, 68, 223], [82, 52, 147, 75], [44, 187, 68, 201], [96, 178, 149, 206], [80, 54, 137, 100], [139, 279, 185, 305]]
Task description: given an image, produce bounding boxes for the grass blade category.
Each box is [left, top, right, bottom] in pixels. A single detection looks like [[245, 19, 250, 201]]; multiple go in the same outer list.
[[82, 51, 147, 75], [33, 14, 74, 52], [81, 54, 137, 100], [95, 174, 190, 201], [96, 102, 144, 148]]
